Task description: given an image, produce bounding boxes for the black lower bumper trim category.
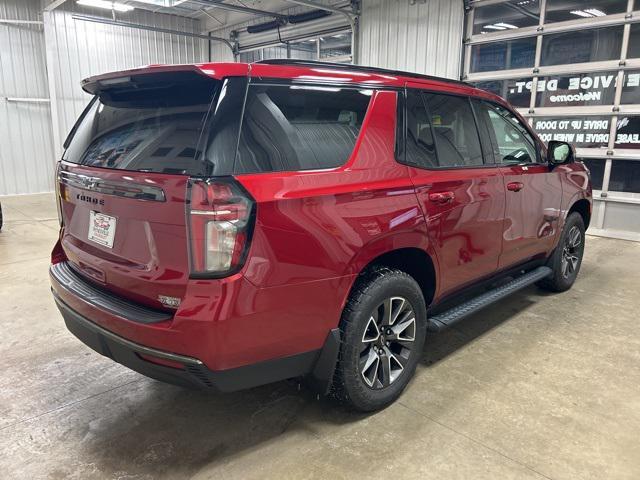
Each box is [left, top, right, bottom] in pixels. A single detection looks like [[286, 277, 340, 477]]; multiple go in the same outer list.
[[50, 261, 171, 324], [53, 292, 323, 392]]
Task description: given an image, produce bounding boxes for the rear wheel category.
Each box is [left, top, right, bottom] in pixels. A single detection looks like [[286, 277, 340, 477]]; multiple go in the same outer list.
[[334, 267, 427, 411], [537, 212, 585, 292]]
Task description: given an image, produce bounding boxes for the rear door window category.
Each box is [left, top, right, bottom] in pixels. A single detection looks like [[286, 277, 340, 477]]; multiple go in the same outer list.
[[404, 90, 438, 168], [422, 93, 485, 168], [234, 84, 372, 174]]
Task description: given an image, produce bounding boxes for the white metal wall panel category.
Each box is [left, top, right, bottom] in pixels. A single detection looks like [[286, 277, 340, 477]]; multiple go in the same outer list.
[[0, 0, 55, 195], [359, 0, 464, 79], [210, 25, 235, 62], [47, 5, 208, 158], [603, 202, 640, 235]]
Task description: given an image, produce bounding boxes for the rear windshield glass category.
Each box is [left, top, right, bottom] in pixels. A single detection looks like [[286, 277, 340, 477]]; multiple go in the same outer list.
[[64, 74, 372, 176], [234, 84, 372, 173], [63, 72, 224, 176]]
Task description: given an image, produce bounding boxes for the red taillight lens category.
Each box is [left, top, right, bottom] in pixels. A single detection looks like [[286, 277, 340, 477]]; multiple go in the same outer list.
[[187, 177, 255, 277], [138, 353, 184, 370], [55, 163, 64, 227], [51, 238, 67, 265]]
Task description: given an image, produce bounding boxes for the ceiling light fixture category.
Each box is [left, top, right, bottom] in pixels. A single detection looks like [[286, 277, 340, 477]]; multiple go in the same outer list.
[[584, 8, 606, 16], [77, 0, 134, 12], [494, 22, 518, 29], [570, 10, 594, 18], [127, 0, 188, 6], [484, 25, 508, 30]]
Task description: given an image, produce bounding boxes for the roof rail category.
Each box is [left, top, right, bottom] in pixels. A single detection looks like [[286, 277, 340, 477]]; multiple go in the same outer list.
[[254, 59, 469, 87]]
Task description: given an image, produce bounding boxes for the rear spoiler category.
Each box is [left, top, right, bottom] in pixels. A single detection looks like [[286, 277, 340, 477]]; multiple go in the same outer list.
[[81, 63, 249, 95]]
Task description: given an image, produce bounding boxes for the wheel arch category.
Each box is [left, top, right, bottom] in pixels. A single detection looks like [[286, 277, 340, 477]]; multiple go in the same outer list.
[[311, 245, 438, 397], [568, 198, 591, 229], [346, 245, 437, 309]]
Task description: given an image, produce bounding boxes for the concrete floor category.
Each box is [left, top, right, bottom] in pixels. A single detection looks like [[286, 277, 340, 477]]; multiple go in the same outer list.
[[1, 192, 639, 480]]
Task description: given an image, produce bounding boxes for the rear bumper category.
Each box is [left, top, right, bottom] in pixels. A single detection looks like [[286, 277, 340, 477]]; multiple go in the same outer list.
[[50, 255, 345, 371], [53, 290, 323, 392], [50, 258, 343, 392]]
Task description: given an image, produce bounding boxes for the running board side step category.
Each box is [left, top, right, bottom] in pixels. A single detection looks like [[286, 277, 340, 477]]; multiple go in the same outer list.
[[428, 266, 552, 333]]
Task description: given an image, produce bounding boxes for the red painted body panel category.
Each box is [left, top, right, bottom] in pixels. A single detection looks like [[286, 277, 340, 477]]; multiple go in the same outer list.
[[499, 164, 563, 269], [59, 164, 190, 310], [51, 61, 592, 376], [556, 162, 594, 235], [408, 165, 506, 300], [237, 90, 426, 284]]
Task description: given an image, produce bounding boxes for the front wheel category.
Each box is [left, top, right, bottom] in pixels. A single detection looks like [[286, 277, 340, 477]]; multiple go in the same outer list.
[[333, 267, 427, 411], [537, 212, 585, 292]]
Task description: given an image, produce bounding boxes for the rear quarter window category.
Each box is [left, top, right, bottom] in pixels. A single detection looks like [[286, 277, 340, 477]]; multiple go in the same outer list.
[[234, 84, 373, 174]]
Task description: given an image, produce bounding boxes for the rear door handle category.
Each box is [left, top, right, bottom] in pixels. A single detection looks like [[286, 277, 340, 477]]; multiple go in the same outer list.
[[428, 191, 455, 204], [507, 182, 524, 192]]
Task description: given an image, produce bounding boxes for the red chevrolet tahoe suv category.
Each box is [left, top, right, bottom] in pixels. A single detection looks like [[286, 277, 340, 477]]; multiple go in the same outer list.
[[50, 60, 592, 411]]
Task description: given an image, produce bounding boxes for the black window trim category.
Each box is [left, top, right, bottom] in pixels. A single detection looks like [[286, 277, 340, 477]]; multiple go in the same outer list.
[[248, 76, 402, 92], [396, 87, 503, 171], [418, 90, 443, 168], [474, 99, 506, 166], [395, 88, 406, 165], [231, 76, 251, 175], [466, 95, 493, 166], [62, 96, 98, 154]]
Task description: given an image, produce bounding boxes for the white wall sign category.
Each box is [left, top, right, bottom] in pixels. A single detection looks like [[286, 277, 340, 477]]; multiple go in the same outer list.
[[534, 116, 640, 149], [510, 73, 640, 106]]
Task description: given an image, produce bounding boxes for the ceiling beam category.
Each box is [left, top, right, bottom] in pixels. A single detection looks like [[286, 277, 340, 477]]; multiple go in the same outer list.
[[199, 8, 225, 26], [0, 19, 44, 25], [43, 0, 68, 12], [283, 0, 356, 18], [187, 0, 289, 20]]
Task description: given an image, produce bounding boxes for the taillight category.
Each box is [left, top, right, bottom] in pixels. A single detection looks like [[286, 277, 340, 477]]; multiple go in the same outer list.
[[55, 163, 64, 227], [186, 177, 255, 278], [51, 238, 67, 265]]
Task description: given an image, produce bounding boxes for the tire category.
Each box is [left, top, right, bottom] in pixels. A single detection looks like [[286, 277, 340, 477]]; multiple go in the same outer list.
[[537, 212, 585, 292], [333, 266, 427, 411], [0, 202, 3, 231]]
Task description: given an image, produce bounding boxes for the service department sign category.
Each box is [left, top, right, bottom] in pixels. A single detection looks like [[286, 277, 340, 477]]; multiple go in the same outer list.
[[509, 72, 640, 107], [534, 116, 640, 149]]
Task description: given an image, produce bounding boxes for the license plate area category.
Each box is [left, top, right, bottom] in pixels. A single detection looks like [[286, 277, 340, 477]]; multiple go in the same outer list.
[[88, 211, 117, 248]]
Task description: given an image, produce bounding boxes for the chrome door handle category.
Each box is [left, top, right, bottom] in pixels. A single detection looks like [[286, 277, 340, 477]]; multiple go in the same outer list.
[[507, 182, 524, 192], [428, 191, 455, 204]]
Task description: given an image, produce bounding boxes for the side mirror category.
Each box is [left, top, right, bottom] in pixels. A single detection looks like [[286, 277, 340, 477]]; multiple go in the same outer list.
[[547, 140, 575, 166]]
